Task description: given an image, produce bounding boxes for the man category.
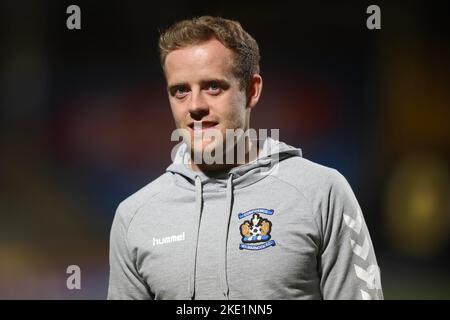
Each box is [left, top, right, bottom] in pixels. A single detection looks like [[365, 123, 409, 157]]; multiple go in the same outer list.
[[108, 16, 383, 300]]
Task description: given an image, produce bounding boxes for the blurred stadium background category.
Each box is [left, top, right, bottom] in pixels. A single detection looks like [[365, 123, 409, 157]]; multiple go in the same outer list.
[[0, 0, 449, 299]]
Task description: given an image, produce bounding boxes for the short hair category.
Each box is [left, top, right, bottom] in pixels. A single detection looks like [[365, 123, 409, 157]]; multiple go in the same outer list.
[[158, 16, 260, 90]]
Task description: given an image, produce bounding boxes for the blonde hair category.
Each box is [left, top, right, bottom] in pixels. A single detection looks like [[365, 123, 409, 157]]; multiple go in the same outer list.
[[159, 16, 260, 89]]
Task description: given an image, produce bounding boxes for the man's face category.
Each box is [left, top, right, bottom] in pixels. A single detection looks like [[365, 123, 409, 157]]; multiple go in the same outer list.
[[164, 38, 249, 163]]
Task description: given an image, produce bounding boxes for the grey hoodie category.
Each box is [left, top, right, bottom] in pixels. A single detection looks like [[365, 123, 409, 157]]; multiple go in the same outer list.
[[108, 138, 383, 300]]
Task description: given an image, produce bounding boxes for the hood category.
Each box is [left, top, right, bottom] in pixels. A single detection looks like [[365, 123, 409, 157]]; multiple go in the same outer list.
[[166, 137, 302, 190], [165, 137, 302, 299]]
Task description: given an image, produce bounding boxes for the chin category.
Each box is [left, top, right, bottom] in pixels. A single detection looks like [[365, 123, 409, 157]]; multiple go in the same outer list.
[[190, 139, 225, 164]]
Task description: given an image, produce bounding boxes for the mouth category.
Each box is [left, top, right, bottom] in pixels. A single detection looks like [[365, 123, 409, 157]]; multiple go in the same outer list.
[[188, 121, 219, 132]]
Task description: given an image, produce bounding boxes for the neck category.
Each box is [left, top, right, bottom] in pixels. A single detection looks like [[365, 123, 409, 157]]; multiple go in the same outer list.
[[189, 137, 261, 173]]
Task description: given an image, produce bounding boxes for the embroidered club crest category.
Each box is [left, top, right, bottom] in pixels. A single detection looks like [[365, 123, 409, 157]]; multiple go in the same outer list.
[[238, 208, 276, 250]]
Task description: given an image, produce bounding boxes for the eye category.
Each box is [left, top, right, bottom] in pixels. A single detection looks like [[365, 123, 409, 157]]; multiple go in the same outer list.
[[206, 82, 221, 95], [172, 86, 189, 99]]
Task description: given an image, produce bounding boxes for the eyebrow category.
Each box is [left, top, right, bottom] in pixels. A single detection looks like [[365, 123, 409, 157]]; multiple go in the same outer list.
[[167, 83, 187, 94], [167, 78, 230, 93], [201, 78, 230, 89]]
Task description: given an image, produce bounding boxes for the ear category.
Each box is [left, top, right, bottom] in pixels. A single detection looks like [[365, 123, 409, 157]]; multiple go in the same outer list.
[[246, 74, 263, 109]]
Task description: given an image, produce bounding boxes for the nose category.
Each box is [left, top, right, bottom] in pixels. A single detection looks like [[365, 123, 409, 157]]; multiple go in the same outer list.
[[188, 89, 209, 120]]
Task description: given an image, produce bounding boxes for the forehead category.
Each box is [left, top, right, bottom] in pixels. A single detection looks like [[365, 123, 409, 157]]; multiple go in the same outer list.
[[164, 39, 235, 84]]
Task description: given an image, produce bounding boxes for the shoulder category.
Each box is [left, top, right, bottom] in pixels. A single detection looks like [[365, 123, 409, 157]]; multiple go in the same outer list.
[[271, 156, 357, 219], [113, 172, 173, 226], [273, 156, 349, 195], [273, 157, 360, 240]]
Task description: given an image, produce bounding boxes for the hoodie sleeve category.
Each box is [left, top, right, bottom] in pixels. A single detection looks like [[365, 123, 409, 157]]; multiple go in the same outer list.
[[107, 204, 152, 300], [317, 170, 383, 300]]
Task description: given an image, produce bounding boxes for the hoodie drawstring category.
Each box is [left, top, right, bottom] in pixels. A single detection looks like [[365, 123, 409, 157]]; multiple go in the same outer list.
[[219, 173, 234, 299], [189, 176, 203, 299], [189, 173, 235, 300]]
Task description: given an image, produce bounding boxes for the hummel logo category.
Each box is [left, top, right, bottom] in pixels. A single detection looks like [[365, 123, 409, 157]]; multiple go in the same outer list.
[[153, 232, 185, 246]]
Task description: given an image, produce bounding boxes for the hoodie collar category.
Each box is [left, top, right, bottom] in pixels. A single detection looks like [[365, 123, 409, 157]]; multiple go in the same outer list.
[[166, 137, 302, 192]]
